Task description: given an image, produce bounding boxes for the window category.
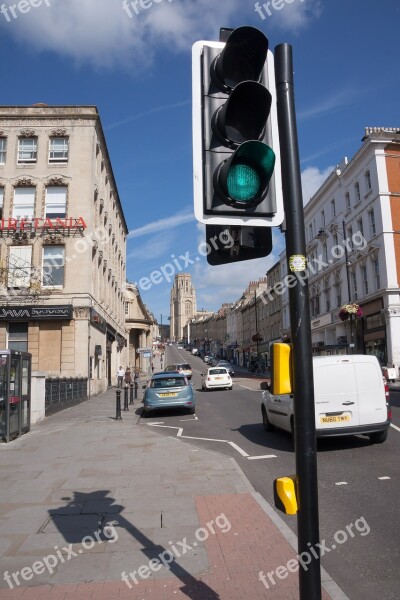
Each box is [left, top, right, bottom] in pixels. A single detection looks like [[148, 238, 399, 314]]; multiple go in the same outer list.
[[345, 192, 351, 211], [331, 198, 336, 218], [13, 187, 35, 219], [352, 271, 358, 301], [308, 223, 313, 240], [45, 186, 67, 218], [18, 138, 37, 163], [0, 137, 6, 164], [333, 233, 338, 248], [334, 283, 342, 308], [125, 302, 129, 315], [355, 182, 361, 204], [42, 246, 65, 287], [365, 170, 372, 191], [357, 217, 364, 237], [49, 137, 69, 163], [369, 209, 376, 236], [325, 290, 331, 312], [8, 323, 28, 352], [8, 246, 32, 288], [361, 265, 368, 296], [323, 243, 328, 264], [0, 187, 3, 220], [321, 210, 325, 228], [373, 259, 380, 290]]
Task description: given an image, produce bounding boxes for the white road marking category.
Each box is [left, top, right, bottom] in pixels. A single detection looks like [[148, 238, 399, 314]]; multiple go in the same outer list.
[[247, 455, 277, 460], [378, 476, 391, 480], [390, 423, 400, 433], [335, 482, 348, 486], [180, 415, 199, 421], [146, 423, 270, 459]]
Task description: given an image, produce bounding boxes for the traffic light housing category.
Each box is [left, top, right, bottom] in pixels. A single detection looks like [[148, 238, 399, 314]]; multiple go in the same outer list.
[[192, 26, 284, 227]]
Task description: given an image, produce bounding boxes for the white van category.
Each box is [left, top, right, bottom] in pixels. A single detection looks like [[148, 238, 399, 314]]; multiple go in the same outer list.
[[261, 355, 391, 444]]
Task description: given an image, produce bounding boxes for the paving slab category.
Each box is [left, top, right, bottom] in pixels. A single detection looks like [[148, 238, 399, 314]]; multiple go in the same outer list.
[[0, 384, 348, 599]]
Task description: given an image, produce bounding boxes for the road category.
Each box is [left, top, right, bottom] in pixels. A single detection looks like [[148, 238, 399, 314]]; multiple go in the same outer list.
[[139, 346, 400, 600]]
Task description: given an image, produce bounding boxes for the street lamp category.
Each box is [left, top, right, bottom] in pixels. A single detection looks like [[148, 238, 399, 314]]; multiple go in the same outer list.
[[316, 220, 355, 353]]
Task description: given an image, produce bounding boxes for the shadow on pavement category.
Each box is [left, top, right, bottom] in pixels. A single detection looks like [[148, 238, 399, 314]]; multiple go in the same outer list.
[[48, 490, 220, 599]]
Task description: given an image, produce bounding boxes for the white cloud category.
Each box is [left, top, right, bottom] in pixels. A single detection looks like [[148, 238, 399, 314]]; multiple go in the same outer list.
[[301, 165, 334, 206], [127, 208, 193, 238], [0, 0, 322, 69], [127, 230, 175, 261], [258, 0, 323, 32]]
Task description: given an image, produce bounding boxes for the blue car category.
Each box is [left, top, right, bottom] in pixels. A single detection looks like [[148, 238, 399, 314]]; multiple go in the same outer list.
[[142, 372, 195, 417]]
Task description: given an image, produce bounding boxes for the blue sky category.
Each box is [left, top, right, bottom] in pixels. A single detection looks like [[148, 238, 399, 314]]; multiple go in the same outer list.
[[1, 0, 399, 323]]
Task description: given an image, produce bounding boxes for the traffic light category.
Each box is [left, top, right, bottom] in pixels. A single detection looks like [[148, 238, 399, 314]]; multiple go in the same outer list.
[[192, 26, 283, 227]]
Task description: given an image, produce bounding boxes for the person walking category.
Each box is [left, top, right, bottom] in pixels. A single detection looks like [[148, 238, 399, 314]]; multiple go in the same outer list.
[[117, 366, 125, 388], [124, 367, 132, 387]]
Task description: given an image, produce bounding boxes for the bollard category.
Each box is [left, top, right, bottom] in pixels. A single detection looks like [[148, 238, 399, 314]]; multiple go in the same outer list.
[[123, 385, 129, 411], [134, 381, 138, 399], [130, 383, 134, 405], [116, 389, 122, 420]]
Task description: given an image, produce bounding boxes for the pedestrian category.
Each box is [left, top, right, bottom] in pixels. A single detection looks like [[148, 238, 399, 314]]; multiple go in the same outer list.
[[117, 366, 125, 388], [151, 362, 154, 373], [124, 367, 132, 387]]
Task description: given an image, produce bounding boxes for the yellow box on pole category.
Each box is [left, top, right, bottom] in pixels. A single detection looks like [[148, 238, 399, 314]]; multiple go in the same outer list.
[[271, 342, 292, 394], [273, 476, 298, 515]]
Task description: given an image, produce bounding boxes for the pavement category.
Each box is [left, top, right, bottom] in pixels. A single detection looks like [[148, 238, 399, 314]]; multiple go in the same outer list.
[[0, 359, 349, 600]]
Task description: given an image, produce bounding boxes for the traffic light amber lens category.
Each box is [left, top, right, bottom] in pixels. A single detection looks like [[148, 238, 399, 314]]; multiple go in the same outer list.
[[227, 164, 260, 201]]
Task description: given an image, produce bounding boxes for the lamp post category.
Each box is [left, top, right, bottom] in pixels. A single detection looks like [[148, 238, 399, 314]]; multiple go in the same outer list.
[[316, 221, 354, 353], [254, 288, 259, 360]]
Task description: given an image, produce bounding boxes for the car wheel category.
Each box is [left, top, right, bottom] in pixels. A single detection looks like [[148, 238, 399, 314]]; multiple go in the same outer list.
[[189, 406, 196, 414], [369, 429, 388, 444], [142, 409, 150, 418], [227, 386, 232, 390], [262, 406, 274, 431]]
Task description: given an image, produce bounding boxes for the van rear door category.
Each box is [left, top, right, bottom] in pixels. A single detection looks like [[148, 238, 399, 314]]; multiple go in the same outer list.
[[353, 357, 387, 426], [314, 358, 360, 430]]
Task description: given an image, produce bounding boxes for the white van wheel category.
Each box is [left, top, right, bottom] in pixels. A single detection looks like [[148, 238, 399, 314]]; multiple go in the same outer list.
[[369, 430, 388, 444], [262, 407, 274, 431]]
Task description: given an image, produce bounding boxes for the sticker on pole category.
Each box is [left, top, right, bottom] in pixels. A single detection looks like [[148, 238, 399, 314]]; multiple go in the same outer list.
[[289, 255, 306, 272]]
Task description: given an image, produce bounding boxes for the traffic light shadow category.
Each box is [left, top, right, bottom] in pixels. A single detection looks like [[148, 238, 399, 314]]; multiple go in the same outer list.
[[48, 490, 220, 598]]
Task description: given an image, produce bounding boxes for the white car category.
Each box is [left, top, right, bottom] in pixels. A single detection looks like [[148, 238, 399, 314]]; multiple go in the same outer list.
[[202, 367, 232, 391], [261, 355, 391, 444]]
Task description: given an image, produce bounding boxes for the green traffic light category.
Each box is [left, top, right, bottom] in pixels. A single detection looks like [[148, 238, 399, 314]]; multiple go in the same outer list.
[[227, 164, 260, 202]]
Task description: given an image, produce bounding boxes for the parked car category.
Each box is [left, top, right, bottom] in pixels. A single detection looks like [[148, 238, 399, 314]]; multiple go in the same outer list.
[[216, 360, 235, 377], [204, 355, 211, 363], [165, 363, 193, 380], [261, 355, 391, 444], [191, 348, 199, 355], [143, 372, 195, 416], [202, 367, 232, 391]]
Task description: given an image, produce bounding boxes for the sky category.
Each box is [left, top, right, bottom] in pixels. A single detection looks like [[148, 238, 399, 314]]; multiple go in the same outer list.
[[0, 0, 399, 323]]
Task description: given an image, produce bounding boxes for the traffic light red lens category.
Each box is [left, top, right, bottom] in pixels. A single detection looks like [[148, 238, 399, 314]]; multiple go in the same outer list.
[[227, 164, 260, 201]]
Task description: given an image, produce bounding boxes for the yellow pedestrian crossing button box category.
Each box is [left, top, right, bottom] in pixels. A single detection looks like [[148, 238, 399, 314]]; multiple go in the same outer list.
[[273, 475, 298, 515], [271, 343, 293, 395]]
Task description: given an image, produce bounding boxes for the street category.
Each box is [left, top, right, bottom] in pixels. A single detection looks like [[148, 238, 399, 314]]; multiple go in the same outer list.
[[140, 346, 400, 600]]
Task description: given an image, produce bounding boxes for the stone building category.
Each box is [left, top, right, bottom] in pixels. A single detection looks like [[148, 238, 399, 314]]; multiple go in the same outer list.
[[0, 105, 128, 394], [124, 282, 155, 374], [169, 273, 196, 342]]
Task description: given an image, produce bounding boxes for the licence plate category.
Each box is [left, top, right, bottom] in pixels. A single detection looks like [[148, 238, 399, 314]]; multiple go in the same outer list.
[[320, 415, 351, 424], [159, 393, 178, 397], [214, 377, 222, 380]]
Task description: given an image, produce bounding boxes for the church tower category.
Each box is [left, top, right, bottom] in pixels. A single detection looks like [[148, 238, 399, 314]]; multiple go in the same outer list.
[[169, 274, 197, 342]]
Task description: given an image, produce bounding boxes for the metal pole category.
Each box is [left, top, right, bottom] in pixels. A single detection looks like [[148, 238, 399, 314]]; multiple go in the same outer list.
[[123, 385, 129, 411], [130, 383, 134, 405], [275, 43, 322, 600], [255, 289, 259, 364], [115, 390, 122, 420], [342, 220, 354, 353]]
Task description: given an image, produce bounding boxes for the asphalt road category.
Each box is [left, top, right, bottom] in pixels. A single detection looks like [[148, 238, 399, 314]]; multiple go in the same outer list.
[[139, 346, 400, 600]]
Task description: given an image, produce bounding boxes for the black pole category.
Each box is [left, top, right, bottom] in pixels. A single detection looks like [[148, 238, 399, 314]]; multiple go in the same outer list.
[[342, 220, 354, 353], [130, 383, 134, 405], [275, 43, 322, 600], [115, 390, 122, 420], [123, 386, 129, 411]]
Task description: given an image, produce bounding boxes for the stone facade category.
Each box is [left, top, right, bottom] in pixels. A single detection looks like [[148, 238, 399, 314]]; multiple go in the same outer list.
[[0, 105, 128, 394]]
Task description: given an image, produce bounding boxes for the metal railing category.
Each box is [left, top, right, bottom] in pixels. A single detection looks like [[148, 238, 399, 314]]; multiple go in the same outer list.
[[45, 377, 88, 415]]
